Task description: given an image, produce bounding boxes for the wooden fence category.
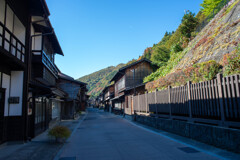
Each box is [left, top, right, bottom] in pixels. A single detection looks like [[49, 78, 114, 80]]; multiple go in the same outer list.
[[128, 74, 240, 128]]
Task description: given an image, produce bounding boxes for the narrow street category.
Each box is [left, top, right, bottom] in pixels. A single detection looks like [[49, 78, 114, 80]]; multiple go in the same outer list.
[[56, 108, 222, 160]]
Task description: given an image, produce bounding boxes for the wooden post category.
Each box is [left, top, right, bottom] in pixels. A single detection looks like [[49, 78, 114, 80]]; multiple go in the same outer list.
[[131, 95, 134, 115], [168, 86, 172, 119], [155, 89, 158, 116], [217, 74, 225, 126], [145, 92, 148, 113], [138, 93, 140, 113], [187, 81, 193, 120]]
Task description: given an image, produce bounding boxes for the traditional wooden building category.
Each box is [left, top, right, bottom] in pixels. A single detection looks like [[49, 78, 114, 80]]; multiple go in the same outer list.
[[58, 73, 88, 119], [27, 0, 67, 137], [101, 84, 114, 112], [0, 0, 32, 143], [94, 96, 102, 108], [0, 0, 82, 143], [110, 59, 157, 115]]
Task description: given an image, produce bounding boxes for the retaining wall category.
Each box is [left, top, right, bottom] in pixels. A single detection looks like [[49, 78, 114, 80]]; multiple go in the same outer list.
[[134, 115, 240, 153]]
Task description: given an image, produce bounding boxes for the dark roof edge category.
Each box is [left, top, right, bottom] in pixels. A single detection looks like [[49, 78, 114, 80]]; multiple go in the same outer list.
[[110, 58, 156, 82], [46, 19, 64, 56], [59, 73, 87, 86], [119, 58, 153, 71]]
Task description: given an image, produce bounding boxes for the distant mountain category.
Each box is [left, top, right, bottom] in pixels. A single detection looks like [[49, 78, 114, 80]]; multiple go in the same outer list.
[[77, 63, 125, 98]]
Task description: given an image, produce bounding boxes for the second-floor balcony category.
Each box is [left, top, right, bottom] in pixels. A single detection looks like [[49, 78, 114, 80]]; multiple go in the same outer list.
[[0, 22, 25, 64], [32, 50, 58, 78], [115, 75, 126, 94]]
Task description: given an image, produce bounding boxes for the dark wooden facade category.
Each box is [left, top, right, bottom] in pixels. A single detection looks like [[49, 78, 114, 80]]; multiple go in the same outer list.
[[57, 73, 88, 119], [26, 0, 66, 138], [110, 59, 156, 115], [0, 0, 70, 143], [0, 0, 31, 143], [101, 84, 115, 112]]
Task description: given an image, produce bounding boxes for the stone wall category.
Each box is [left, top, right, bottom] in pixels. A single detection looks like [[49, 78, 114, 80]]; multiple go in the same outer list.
[[134, 115, 240, 153]]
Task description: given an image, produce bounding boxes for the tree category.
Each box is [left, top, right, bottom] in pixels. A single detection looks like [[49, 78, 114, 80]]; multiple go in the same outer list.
[[200, 0, 223, 16], [179, 11, 198, 39], [142, 47, 152, 60], [150, 46, 170, 67]]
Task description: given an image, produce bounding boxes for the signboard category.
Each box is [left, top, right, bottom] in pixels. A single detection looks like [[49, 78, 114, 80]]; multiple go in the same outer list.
[[8, 97, 20, 104]]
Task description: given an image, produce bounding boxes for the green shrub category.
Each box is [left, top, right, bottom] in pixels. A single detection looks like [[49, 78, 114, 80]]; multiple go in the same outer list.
[[223, 45, 240, 76], [150, 46, 170, 67], [144, 50, 187, 83], [48, 126, 71, 142], [191, 60, 220, 82], [171, 43, 183, 53], [146, 60, 220, 91]]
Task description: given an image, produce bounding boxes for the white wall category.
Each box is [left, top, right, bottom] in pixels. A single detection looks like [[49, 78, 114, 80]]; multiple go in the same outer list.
[[6, 5, 14, 31], [52, 100, 61, 119], [31, 23, 42, 51], [9, 71, 23, 116], [115, 102, 122, 110], [33, 32, 42, 51], [0, 0, 5, 24], [2, 73, 10, 116]]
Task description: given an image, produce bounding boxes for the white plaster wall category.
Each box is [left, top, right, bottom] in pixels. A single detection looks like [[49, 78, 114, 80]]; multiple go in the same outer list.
[[2, 73, 10, 116], [52, 100, 61, 119], [9, 71, 23, 116], [33, 32, 42, 50], [0, 0, 5, 24], [6, 5, 14, 31]]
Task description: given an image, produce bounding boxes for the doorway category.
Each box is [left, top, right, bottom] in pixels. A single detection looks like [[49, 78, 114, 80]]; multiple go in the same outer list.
[[0, 88, 6, 143]]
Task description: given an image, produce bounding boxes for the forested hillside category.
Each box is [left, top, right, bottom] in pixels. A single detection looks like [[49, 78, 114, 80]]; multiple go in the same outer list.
[[77, 63, 125, 98]]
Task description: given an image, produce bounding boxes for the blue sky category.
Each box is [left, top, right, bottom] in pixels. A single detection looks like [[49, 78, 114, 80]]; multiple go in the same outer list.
[[46, 0, 203, 79]]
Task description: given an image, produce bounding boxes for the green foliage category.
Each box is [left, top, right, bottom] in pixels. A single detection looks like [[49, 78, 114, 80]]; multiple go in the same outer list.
[[78, 64, 125, 98], [200, 0, 227, 17], [158, 31, 174, 47], [223, 45, 240, 76], [144, 50, 187, 82], [126, 59, 137, 65], [190, 60, 220, 82], [179, 11, 199, 38], [142, 47, 152, 60], [146, 60, 220, 91], [48, 126, 71, 142], [150, 46, 170, 67], [171, 43, 183, 53], [164, 28, 182, 50], [226, 0, 240, 14]]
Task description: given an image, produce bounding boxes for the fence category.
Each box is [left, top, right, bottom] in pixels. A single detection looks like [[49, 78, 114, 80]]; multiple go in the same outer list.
[[129, 74, 240, 128]]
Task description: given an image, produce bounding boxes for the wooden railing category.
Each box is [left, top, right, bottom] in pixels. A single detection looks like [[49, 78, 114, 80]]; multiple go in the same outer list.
[[129, 74, 240, 128], [32, 50, 58, 78], [0, 22, 25, 63]]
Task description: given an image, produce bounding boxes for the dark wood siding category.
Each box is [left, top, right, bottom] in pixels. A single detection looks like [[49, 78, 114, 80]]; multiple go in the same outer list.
[[125, 61, 153, 89]]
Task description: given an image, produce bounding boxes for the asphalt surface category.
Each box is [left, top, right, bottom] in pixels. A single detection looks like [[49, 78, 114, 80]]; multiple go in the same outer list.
[[56, 108, 224, 160]]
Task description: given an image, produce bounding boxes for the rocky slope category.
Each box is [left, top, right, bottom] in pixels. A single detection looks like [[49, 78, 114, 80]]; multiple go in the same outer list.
[[174, 0, 240, 71]]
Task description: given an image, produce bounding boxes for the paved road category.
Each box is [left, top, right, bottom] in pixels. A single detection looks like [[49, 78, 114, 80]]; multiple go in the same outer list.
[[57, 108, 222, 160]]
